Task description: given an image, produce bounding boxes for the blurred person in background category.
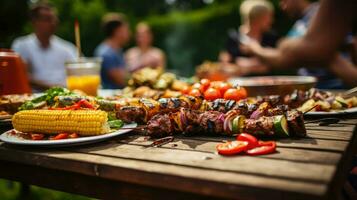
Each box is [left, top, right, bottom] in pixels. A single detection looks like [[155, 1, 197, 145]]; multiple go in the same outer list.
[[281, 0, 319, 38], [125, 22, 165, 72], [329, 35, 357, 87], [11, 3, 76, 91], [221, 0, 278, 76], [94, 13, 130, 89], [242, 0, 352, 89]]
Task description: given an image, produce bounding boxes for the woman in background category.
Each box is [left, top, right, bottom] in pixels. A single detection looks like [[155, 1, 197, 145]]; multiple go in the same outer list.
[[125, 22, 165, 72]]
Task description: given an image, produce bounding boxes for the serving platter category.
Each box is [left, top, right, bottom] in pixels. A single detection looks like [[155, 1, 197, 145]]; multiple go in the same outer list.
[[0, 123, 137, 147], [304, 107, 357, 116], [229, 76, 317, 96]]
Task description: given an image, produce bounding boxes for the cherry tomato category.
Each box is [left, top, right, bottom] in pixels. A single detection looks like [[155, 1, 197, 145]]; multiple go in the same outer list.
[[204, 88, 221, 101], [69, 133, 79, 138], [216, 141, 249, 155], [52, 133, 69, 140], [218, 82, 231, 95], [246, 141, 276, 156], [236, 133, 258, 149], [224, 87, 248, 101], [181, 86, 190, 94], [236, 86, 248, 99], [209, 81, 223, 89], [200, 79, 211, 91], [189, 88, 202, 97], [224, 88, 241, 101], [191, 83, 201, 90], [30, 133, 45, 140]]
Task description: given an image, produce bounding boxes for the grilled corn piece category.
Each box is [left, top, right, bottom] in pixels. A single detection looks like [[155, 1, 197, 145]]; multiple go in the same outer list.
[[12, 110, 109, 136]]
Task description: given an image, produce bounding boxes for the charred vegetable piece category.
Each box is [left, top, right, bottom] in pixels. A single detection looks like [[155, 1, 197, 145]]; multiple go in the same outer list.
[[96, 99, 117, 111], [273, 115, 289, 137], [232, 115, 245, 134], [116, 106, 146, 123], [108, 120, 124, 129]]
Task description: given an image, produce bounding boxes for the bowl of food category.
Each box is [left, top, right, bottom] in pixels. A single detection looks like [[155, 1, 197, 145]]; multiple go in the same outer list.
[[228, 76, 317, 97]]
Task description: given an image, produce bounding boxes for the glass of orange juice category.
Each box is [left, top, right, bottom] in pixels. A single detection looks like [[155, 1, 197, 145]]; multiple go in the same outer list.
[[65, 58, 102, 96]]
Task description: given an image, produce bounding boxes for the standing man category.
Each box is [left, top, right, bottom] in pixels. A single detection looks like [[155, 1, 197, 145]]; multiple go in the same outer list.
[[12, 3, 77, 91], [94, 13, 130, 89]]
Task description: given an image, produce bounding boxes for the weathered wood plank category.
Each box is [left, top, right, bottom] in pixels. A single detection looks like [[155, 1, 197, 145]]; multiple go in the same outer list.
[[326, 122, 357, 200], [65, 141, 337, 184], [115, 135, 341, 165], [0, 145, 328, 200], [307, 129, 352, 141], [305, 118, 357, 126], [305, 124, 355, 132], [0, 160, 213, 200], [276, 138, 348, 152], [158, 135, 348, 152]]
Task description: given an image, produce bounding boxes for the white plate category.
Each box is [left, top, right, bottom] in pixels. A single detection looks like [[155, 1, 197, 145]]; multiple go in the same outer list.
[[0, 123, 137, 147], [304, 107, 357, 116]]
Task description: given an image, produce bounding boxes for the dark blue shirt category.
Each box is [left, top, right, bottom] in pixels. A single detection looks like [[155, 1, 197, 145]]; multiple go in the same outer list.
[[94, 43, 125, 89]]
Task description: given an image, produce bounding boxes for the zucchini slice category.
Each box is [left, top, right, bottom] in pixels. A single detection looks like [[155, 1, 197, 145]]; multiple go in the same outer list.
[[274, 115, 289, 137], [232, 115, 246, 134]]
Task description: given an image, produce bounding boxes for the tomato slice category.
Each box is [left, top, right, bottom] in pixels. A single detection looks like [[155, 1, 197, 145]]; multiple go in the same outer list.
[[246, 141, 276, 156], [52, 133, 69, 140], [30, 133, 45, 140], [237, 133, 258, 149], [216, 141, 249, 155]]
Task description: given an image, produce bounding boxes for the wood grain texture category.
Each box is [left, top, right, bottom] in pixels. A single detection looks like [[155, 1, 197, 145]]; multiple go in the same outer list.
[[108, 135, 341, 164], [0, 119, 355, 200], [0, 145, 327, 199]]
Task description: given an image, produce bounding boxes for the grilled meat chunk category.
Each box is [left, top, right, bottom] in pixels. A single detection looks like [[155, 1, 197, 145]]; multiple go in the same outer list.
[[197, 111, 224, 135], [209, 99, 237, 113], [158, 98, 189, 112], [116, 106, 145, 123], [147, 114, 174, 138], [244, 116, 275, 136], [286, 110, 306, 137]]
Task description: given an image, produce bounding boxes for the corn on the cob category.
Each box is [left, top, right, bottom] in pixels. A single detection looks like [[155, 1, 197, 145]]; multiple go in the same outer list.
[[12, 110, 109, 136]]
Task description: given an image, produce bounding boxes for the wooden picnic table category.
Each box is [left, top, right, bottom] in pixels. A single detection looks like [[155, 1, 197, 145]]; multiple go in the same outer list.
[[0, 118, 356, 200]]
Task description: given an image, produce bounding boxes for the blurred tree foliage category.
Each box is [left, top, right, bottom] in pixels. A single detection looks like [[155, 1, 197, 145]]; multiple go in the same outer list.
[[0, 0, 294, 76]]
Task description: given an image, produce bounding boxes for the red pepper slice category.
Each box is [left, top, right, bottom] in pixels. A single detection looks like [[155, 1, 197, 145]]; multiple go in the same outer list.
[[30, 133, 45, 140], [52, 133, 69, 140], [236, 133, 258, 149], [69, 133, 79, 138], [49, 104, 80, 110], [246, 141, 276, 156], [77, 99, 95, 109], [216, 141, 249, 155]]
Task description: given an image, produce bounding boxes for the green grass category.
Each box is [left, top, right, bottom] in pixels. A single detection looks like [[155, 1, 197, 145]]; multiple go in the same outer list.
[[0, 179, 95, 200]]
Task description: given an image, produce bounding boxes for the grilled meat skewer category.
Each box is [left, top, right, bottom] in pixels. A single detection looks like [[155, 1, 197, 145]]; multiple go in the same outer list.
[[146, 109, 306, 138]]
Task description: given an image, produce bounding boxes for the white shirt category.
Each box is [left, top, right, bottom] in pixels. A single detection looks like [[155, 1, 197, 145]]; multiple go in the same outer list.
[[11, 34, 77, 86]]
